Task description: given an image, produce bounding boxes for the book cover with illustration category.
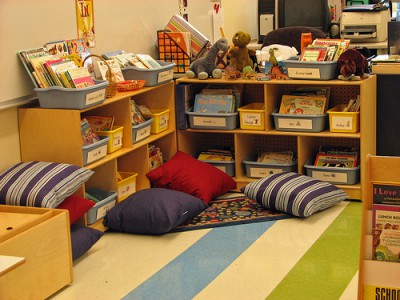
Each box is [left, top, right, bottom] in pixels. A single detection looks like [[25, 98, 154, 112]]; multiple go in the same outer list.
[[81, 118, 100, 145], [66, 67, 95, 88], [373, 204, 400, 231], [193, 94, 235, 114], [85, 116, 115, 131], [279, 95, 326, 115]]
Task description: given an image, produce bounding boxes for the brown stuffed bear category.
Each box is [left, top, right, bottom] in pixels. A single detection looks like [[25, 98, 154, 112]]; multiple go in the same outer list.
[[228, 31, 256, 72]]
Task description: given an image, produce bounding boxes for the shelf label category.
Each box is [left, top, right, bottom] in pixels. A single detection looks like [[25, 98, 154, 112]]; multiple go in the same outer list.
[[250, 167, 284, 178], [331, 116, 354, 131], [193, 116, 227, 127], [311, 170, 348, 183], [135, 126, 151, 142], [85, 89, 105, 105], [96, 200, 116, 220], [112, 132, 123, 148], [118, 181, 136, 200], [242, 112, 262, 127], [158, 69, 174, 83], [278, 117, 313, 130], [86, 144, 107, 164], [159, 114, 169, 130], [287, 67, 321, 79]]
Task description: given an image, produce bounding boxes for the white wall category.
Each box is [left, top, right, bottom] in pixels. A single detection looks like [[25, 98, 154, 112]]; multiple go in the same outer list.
[[0, 0, 258, 172]]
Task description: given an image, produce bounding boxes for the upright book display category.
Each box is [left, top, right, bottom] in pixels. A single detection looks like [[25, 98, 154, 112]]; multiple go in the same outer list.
[[358, 155, 400, 299]]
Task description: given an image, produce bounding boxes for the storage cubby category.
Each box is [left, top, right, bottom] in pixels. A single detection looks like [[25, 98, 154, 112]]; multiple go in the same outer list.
[[176, 76, 376, 198], [18, 81, 177, 230]]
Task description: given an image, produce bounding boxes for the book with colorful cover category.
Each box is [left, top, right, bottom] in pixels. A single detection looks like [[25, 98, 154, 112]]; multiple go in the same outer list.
[[166, 31, 191, 56], [313, 153, 358, 168], [193, 94, 235, 114], [18, 47, 50, 87], [81, 118, 100, 145], [29, 54, 57, 88], [197, 149, 234, 161], [373, 204, 400, 231], [66, 67, 95, 88], [279, 95, 327, 115], [373, 183, 400, 206], [44, 40, 69, 58], [97, 59, 125, 82], [50, 60, 78, 88], [65, 38, 91, 66], [43, 58, 65, 86], [85, 116, 115, 131], [373, 228, 400, 262], [300, 46, 328, 62]]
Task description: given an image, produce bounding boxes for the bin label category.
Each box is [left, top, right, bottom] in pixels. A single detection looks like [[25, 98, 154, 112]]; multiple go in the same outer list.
[[278, 118, 313, 130], [85, 89, 105, 105], [311, 170, 348, 183]]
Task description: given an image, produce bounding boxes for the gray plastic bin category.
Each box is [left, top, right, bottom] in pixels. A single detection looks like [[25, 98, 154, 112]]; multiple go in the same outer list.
[[243, 153, 297, 178], [82, 135, 109, 166], [35, 80, 108, 109], [304, 158, 360, 185], [272, 109, 327, 132], [132, 118, 153, 143], [86, 188, 118, 224], [284, 59, 338, 80], [122, 61, 175, 86], [186, 110, 238, 130]]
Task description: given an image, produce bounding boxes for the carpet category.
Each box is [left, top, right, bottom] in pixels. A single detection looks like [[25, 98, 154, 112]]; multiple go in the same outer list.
[[172, 191, 293, 232]]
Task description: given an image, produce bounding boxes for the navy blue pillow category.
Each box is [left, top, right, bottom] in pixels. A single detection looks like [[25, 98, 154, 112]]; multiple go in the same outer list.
[[70, 223, 104, 260], [103, 188, 207, 234]]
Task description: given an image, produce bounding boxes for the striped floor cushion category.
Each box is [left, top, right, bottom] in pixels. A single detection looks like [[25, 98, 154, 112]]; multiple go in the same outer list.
[[241, 172, 348, 217]]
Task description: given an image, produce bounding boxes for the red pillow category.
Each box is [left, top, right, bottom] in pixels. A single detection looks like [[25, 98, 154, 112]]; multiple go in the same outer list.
[[57, 194, 95, 224], [146, 151, 236, 204]]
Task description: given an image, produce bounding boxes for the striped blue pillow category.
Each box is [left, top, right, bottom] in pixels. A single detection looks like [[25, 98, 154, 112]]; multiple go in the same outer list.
[[0, 161, 94, 208], [241, 172, 348, 217]]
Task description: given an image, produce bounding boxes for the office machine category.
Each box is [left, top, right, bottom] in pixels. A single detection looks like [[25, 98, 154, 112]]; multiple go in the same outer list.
[[340, 5, 391, 42]]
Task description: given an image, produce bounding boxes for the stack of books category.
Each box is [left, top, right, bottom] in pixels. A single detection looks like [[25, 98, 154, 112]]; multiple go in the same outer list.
[[102, 50, 162, 69], [278, 86, 330, 115], [197, 148, 234, 162], [256, 151, 295, 164], [148, 144, 163, 171], [193, 86, 242, 114], [299, 38, 350, 62], [18, 38, 94, 89], [130, 100, 146, 126], [81, 118, 100, 146], [313, 146, 358, 168]]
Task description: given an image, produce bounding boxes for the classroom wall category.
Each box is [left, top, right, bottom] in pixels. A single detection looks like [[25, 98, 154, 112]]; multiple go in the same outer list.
[[0, 0, 257, 172]]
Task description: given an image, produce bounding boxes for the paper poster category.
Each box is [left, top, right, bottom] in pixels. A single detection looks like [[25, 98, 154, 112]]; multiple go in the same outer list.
[[76, 0, 95, 47]]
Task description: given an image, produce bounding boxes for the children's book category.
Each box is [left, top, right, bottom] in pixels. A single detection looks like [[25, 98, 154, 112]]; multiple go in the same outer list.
[[85, 116, 115, 131], [373, 204, 400, 231], [44, 40, 69, 58], [97, 59, 125, 82], [279, 95, 327, 115], [65, 38, 91, 66], [300, 47, 328, 62], [81, 118, 100, 145], [136, 54, 162, 69], [193, 94, 235, 114], [66, 67, 95, 88]]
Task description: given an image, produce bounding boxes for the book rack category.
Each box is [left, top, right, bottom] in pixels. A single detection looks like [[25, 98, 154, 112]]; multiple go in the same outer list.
[[358, 154, 400, 299], [157, 30, 191, 74]]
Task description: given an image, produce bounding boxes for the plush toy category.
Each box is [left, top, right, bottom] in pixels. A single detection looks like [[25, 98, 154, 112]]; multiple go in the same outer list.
[[186, 38, 229, 80], [228, 31, 256, 72], [337, 49, 369, 81]]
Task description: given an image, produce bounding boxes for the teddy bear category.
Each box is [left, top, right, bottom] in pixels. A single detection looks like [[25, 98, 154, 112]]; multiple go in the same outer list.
[[186, 38, 229, 80], [228, 31, 257, 72]]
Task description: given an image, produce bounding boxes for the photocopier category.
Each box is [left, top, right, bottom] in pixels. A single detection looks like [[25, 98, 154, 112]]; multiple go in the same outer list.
[[340, 3, 391, 43]]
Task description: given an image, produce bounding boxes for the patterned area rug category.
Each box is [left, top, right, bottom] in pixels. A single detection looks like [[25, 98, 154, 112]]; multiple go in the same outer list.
[[172, 192, 293, 232]]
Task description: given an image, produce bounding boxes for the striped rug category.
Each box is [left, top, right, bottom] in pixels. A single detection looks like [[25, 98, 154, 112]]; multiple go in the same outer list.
[[50, 201, 362, 300]]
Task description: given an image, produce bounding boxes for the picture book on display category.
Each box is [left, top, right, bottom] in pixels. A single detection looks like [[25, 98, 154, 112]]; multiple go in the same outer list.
[[279, 95, 327, 115], [136, 54, 162, 69], [96, 59, 125, 82], [85, 116, 114, 132], [256, 151, 294, 164], [81, 118, 100, 146], [197, 148, 234, 162], [313, 146, 359, 168], [372, 182, 400, 263], [193, 93, 235, 114], [300, 47, 328, 62], [66, 67, 95, 88]]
